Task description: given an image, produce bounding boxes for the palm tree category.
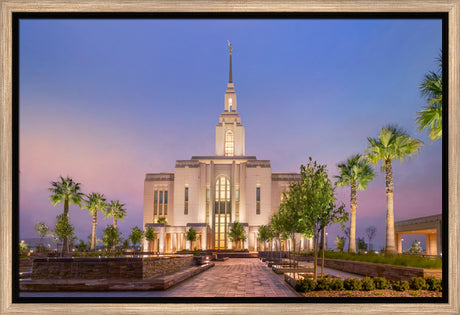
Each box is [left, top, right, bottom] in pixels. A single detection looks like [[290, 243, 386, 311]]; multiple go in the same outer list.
[[157, 216, 167, 224], [84, 193, 108, 250], [335, 154, 375, 253], [364, 125, 424, 254], [104, 200, 127, 229], [48, 176, 84, 253], [416, 55, 442, 141]]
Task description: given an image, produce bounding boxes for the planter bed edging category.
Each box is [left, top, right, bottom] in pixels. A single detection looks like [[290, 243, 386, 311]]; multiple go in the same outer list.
[[294, 256, 441, 281]]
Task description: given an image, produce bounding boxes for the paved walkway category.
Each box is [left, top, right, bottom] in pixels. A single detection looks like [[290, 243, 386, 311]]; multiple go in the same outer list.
[[20, 258, 300, 298], [166, 258, 298, 297]]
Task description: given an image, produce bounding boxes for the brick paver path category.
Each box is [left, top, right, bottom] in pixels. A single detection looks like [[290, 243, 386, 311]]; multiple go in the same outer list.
[[20, 258, 300, 298], [164, 258, 299, 297]]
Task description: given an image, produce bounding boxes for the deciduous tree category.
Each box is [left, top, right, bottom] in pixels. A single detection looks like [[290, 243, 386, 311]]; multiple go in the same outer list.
[[54, 214, 75, 256], [186, 227, 199, 250], [296, 158, 348, 280], [144, 226, 157, 252], [102, 225, 122, 252]]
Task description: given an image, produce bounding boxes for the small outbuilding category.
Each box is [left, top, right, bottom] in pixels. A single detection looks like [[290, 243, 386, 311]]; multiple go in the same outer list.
[[394, 214, 442, 255]]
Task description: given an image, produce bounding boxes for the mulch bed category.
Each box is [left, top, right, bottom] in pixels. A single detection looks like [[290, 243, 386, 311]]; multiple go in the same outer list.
[[300, 289, 442, 298]]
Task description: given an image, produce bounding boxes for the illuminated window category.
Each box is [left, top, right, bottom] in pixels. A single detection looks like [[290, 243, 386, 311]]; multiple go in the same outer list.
[[224, 130, 234, 156], [256, 187, 261, 215], [214, 176, 231, 249], [228, 98, 232, 111], [184, 187, 189, 215]]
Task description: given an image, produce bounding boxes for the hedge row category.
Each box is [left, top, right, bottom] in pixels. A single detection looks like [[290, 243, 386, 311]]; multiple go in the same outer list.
[[295, 276, 442, 293]]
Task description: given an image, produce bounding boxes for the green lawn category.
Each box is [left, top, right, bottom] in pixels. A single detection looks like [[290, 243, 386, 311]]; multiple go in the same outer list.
[[296, 251, 442, 269]]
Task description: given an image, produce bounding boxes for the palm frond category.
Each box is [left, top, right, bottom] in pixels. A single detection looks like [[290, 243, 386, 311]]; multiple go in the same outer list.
[[364, 125, 424, 171]]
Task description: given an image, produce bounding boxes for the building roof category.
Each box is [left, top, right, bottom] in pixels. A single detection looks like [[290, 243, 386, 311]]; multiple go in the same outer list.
[[394, 214, 441, 233]]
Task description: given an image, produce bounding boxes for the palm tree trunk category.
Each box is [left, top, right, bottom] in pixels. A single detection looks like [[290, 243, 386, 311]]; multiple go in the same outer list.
[[384, 160, 396, 254], [91, 211, 97, 250], [349, 182, 357, 253], [112, 218, 117, 252], [63, 198, 70, 254]]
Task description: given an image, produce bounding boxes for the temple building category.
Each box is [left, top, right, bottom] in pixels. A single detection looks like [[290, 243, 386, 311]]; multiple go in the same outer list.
[[142, 44, 311, 253]]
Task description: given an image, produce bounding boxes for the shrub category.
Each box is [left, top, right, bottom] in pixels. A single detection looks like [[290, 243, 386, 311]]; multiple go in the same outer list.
[[361, 277, 375, 291], [295, 278, 316, 292], [373, 277, 390, 290], [316, 278, 332, 291], [409, 277, 427, 290], [330, 279, 344, 291], [19, 241, 29, 257], [425, 277, 442, 292], [35, 244, 47, 253], [343, 278, 362, 291], [392, 280, 410, 291]]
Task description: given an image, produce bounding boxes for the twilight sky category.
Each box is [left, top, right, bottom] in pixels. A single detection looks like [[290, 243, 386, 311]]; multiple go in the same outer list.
[[19, 18, 442, 251]]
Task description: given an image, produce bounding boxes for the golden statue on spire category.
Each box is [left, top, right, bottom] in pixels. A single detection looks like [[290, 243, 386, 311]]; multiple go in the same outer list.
[[227, 40, 232, 53]]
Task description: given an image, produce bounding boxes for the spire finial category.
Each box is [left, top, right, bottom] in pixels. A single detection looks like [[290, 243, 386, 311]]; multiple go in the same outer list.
[[227, 40, 233, 83]]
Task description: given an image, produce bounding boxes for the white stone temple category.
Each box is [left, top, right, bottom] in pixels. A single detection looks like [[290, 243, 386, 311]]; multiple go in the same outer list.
[[142, 44, 312, 253]]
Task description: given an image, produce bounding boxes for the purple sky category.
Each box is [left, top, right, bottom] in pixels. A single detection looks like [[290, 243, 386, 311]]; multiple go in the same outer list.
[[19, 18, 442, 250]]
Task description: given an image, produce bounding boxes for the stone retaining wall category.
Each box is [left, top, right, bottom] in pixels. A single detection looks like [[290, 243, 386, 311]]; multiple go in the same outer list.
[[31, 256, 194, 280], [295, 256, 442, 281], [142, 256, 194, 278], [259, 253, 441, 280]]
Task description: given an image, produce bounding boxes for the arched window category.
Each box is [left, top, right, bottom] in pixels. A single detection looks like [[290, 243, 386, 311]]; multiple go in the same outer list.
[[228, 98, 232, 111], [214, 176, 231, 249], [224, 130, 234, 156]]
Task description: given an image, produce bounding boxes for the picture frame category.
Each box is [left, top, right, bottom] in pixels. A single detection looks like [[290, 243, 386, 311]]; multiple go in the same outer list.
[[1, 0, 459, 314]]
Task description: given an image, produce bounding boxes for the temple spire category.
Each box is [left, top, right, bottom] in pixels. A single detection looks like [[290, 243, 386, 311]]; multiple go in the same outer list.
[[224, 41, 237, 113], [227, 40, 233, 83]]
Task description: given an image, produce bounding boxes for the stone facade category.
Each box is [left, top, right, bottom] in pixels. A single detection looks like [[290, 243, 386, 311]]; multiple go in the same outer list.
[[31, 256, 194, 280]]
